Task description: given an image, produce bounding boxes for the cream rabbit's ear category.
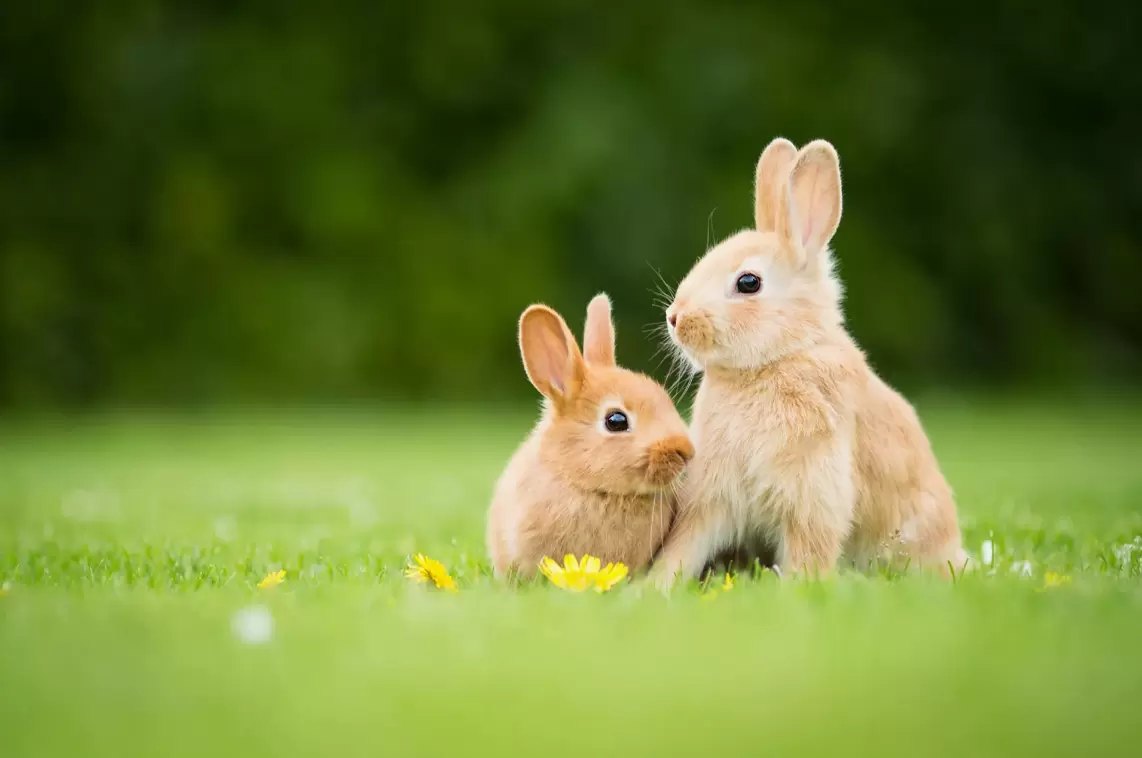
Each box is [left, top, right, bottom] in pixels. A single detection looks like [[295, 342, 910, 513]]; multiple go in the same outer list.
[[777, 139, 843, 262], [519, 305, 586, 406], [583, 293, 616, 367], [754, 138, 799, 233]]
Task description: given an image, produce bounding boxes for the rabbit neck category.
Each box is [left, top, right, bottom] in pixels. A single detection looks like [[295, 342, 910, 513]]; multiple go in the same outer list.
[[703, 324, 860, 389], [558, 477, 664, 509]]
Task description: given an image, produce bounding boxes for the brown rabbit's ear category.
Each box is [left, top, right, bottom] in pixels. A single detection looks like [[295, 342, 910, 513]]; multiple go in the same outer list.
[[754, 138, 798, 232], [519, 305, 585, 406], [583, 293, 616, 367], [777, 140, 843, 263]]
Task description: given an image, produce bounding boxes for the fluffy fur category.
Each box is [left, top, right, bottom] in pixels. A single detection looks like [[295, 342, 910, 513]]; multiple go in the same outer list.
[[649, 138, 965, 588], [488, 294, 694, 578]]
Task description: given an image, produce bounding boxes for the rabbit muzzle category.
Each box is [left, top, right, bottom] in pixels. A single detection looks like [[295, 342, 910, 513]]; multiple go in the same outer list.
[[645, 435, 695, 486], [671, 310, 716, 355]]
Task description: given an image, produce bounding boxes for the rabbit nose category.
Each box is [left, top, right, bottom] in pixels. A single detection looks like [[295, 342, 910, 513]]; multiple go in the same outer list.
[[667, 312, 678, 328], [646, 436, 693, 485], [651, 435, 694, 466]]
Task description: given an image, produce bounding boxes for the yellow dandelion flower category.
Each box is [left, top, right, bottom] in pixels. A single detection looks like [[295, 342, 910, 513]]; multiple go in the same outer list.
[[404, 554, 458, 591], [593, 562, 628, 592], [1039, 572, 1072, 591], [257, 570, 286, 589], [539, 554, 628, 593], [539, 556, 570, 589], [722, 573, 735, 591]]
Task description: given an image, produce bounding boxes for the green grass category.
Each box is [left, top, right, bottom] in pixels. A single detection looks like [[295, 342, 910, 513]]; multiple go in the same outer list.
[[2, 401, 1141, 757]]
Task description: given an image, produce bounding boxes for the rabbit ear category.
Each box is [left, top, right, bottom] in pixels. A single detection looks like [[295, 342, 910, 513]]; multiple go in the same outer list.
[[519, 305, 585, 405], [754, 138, 798, 232], [583, 293, 616, 367], [777, 140, 843, 262]]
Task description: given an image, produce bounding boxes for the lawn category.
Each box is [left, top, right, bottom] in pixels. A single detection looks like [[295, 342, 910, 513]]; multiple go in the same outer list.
[[2, 400, 1141, 757]]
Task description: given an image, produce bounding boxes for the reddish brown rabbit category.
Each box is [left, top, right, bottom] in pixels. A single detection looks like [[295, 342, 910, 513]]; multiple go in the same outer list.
[[488, 295, 694, 578]]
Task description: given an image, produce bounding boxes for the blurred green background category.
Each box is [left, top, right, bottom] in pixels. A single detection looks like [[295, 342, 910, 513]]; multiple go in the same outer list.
[[2, 1, 1140, 408]]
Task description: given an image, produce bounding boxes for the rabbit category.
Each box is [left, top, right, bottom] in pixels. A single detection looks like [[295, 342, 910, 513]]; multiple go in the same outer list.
[[647, 137, 966, 589], [487, 294, 695, 579]]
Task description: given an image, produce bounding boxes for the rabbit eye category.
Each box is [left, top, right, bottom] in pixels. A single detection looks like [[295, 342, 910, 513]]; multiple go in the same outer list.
[[604, 410, 630, 433], [736, 273, 762, 294]]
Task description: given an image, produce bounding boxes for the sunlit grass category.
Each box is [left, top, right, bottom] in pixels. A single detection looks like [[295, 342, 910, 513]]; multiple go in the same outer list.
[[1, 401, 1141, 757]]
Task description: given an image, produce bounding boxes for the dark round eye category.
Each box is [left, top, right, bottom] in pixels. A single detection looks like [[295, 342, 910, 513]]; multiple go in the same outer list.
[[604, 410, 630, 433], [736, 273, 762, 294]]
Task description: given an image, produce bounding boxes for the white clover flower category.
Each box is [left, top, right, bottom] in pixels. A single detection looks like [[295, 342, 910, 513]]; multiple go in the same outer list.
[[1114, 542, 1138, 569], [980, 540, 994, 567], [231, 605, 274, 645], [1009, 560, 1033, 578]]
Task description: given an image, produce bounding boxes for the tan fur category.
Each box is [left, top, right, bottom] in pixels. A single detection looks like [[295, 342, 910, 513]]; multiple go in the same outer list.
[[650, 138, 964, 588], [754, 138, 798, 233], [488, 294, 694, 578]]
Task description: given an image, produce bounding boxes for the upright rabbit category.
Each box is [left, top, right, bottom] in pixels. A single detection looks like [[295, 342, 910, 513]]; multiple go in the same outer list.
[[488, 294, 695, 578], [649, 138, 965, 588]]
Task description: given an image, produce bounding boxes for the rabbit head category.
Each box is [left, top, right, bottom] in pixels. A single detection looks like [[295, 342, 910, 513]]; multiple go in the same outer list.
[[667, 138, 846, 372], [520, 294, 694, 495]]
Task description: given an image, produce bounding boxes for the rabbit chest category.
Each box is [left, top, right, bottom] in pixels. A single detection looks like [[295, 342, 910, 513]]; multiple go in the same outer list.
[[690, 369, 857, 530], [524, 487, 673, 571]]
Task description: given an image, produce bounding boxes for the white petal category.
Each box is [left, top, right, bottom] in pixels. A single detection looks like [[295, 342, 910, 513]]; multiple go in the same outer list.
[[980, 540, 994, 567], [232, 605, 274, 645], [1009, 560, 1033, 578]]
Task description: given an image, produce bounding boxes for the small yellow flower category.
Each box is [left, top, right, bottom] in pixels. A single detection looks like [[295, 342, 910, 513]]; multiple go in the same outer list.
[[1039, 572, 1072, 591], [702, 573, 735, 599], [594, 562, 629, 592], [257, 570, 286, 589], [405, 554, 458, 591], [539, 554, 628, 593]]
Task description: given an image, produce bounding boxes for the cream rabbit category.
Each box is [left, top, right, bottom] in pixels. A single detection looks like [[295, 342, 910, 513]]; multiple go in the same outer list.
[[649, 138, 965, 588], [488, 294, 695, 578]]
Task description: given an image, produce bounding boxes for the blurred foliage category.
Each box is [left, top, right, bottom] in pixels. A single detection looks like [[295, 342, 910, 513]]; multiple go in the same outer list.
[[1, 1, 1140, 406]]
